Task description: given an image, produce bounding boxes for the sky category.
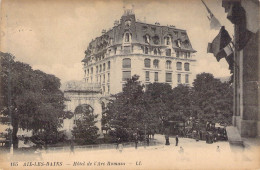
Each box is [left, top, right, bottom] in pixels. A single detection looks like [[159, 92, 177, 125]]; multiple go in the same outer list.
[[0, 0, 233, 84]]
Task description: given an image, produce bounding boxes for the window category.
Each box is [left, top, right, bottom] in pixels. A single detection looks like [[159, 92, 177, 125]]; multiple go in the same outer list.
[[153, 59, 159, 68], [107, 61, 110, 70], [114, 47, 117, 54], [122, 71, 131, 81], [125, 32, 131, 42], [178, 74, 181, 83], [103, 74, 105, 83], [184, 52, 188, 59], [144, 35, 150, 43], [122, 58, 131, 68], [177, 62, 182, 70], [145, 71, 150, 81], [187, 52, 190, 58], [100, 64, 102, 72], [87, 69, 89, 75], [154, 72, 159, 82], [103, 63, 106, 71], [176, 51, 180, 57], [96, 66, 98, 73], [108, 73, 110, 82], [185, 74, 189, 83], [84, 69, 86, 75], [184, 63, 190, 71], [166, 73, 172, 82], [145, 47, 149, 54], [154, 49, 157, 55], [166, 60, 172, 69], [144, 58, 151, 68], [176, 39, 181, 47], [100, 75, 101, 83], [165, 36, 171, 45], [166, 49, 171, 56], [107, 85, 110, 94], [91, 67, 93, 74], [102, 86, 105, 94]]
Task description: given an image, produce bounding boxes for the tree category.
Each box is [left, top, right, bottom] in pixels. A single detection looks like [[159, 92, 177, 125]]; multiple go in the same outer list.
[[171, 84, 193, 121], [71, 104, 99, 145], [0, 52, 66, 148], [144, 83, 174, 133], [192, 73, 233, 125], [105, 75, 156, 141]]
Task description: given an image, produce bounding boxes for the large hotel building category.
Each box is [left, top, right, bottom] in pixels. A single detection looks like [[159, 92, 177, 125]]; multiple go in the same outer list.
[[82, 9, 197, 95]]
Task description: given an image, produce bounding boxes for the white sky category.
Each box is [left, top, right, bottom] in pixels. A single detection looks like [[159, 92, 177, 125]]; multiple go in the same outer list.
[[0, 0, 233, 84]]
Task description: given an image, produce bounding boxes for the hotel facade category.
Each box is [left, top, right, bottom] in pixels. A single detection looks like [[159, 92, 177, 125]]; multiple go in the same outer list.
[[82, 10, 197, 96]]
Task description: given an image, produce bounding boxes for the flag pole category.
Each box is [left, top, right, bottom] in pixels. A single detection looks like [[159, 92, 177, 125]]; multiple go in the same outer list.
[[228, 43, 239, 71]]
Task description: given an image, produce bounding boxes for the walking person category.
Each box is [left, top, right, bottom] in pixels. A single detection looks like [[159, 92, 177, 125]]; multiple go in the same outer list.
[[116, 137, 120, 149], [70, 140, 75, 155], [175, 135, 179, 146], [134, 134, 138, 149]]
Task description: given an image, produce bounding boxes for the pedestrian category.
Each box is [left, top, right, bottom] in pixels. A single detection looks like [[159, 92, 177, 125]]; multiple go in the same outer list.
[[118, 143, 123, 153], [116, 137, 120, 149], [175, 135, 179, 146], [165, 135, 170, 145], [179, 146, 184, 154], [216, 146, 220, 152], [70, 140, 75, 155], [146, 136, 149, 146]]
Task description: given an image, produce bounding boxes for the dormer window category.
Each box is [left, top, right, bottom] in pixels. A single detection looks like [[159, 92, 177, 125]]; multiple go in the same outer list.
[[124, 32, 131, 43], [144, 34, 150, 43], [165, 36, 171, 46]]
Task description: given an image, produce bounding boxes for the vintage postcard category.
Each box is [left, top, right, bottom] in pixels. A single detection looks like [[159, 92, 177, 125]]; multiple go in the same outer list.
[[0, 0, 259, 169]]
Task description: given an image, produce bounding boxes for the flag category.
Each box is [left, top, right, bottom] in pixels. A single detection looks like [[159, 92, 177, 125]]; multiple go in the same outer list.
[[201, 0, 221, 30], [207, 26, 232, 61], [225, 1, 253, 50]]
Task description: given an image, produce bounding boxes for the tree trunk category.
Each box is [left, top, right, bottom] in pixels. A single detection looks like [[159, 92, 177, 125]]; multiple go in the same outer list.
[[12, 118, 19, 149]]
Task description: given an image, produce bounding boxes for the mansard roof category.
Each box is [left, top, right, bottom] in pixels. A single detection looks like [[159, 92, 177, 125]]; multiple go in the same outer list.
[[83, 13, 196, 60]]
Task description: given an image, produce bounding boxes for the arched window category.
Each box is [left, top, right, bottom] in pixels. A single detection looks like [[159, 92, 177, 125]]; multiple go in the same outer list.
[[144, 58, 151, 68], [165, 36, 171, 45], [177, 62, 182, 70], [145, 47, 149, 54], [153, 59, 159, 68], [124, 32, 131, 43], [100, 64, 102, 72], [184, 63, 190, 71], [143, 34, 150, 43], [154, 49, 158, 55], [122, 58, 131, 68], [166, 60, 171, 69]]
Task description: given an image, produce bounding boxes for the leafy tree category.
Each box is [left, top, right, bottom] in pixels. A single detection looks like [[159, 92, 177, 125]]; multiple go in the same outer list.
[[192, 73, 233, 125], [105, 75, 156, 141], [144, 83, 174, 133], [171, 84, 193, 121], [0, 52, 65, 148], [71, 104, 99, 145]]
